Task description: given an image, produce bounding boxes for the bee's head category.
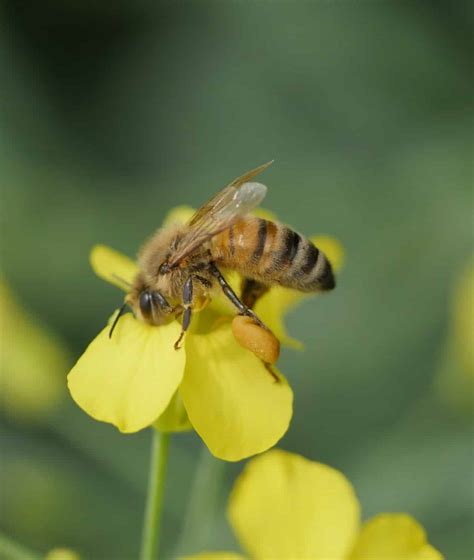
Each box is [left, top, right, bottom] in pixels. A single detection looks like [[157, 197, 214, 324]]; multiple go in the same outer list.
[[135, 290, 170, 325], [127, 275, 173, 326], [109, 274, 174, 338]]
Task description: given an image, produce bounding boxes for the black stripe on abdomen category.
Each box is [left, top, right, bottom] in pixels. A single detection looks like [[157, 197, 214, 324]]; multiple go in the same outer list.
[[252, 219, 267, 261], [317, 259, 336, 290], [300, 243, 320, 275], [280, 228, 301, 265]]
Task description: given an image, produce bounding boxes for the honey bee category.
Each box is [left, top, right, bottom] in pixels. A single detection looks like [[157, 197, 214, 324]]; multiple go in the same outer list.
[[110, 161, 335, 348]]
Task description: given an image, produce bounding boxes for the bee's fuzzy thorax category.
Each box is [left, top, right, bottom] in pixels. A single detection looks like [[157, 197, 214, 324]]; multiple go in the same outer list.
[[137, 224, 187, 279]]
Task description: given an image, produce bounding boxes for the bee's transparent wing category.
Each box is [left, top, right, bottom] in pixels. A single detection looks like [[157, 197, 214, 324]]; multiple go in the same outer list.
[[188, 161, 272, 227], [168, 162, 271, 266]]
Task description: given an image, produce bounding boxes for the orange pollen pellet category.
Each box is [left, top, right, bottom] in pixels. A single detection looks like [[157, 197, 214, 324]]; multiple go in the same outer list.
[[231, 315, 280, 365]]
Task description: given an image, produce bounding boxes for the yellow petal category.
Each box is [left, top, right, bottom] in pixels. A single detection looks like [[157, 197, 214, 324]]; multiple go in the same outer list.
[[163, 205, 195, 226], [68, 313, 185, 432], [90, 245, 138, 291], [311, 235, 345, 273], [154, 390, 192, 433], [228, 449, 360, 559], [349, 514, 443, 560], [0, 281, 69, 423], [451, 260, 474, 374], [436, 260, 474, 411], [46, 549, 81, 560], [180, 325, 293, 461], [181, 553, 246, 560], [253, 208, 278, 221]]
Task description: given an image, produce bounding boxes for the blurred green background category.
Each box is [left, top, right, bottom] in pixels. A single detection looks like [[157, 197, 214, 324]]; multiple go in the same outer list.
[[1, 1, 472, 558]]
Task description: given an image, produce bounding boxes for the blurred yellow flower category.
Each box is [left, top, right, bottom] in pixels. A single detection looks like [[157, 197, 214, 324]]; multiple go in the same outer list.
[[0, 280, 69, 423], [436, 259, 474, 412], [68, 207, 343, 461], [46, 548, 81, 560], [185, 449, 443, 560]]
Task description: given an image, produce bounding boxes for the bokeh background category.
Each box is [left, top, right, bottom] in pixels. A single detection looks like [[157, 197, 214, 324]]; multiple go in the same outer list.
[[1, 1, 472, 558]]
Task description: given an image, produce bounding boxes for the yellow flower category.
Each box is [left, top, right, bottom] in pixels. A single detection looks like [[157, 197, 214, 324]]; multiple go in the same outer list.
[[68, 207, 343, 461], [185, 449, 443, 560], [46, 549, 81, 560], [0, 280, 69, 423], [436, 259, 474, 412]]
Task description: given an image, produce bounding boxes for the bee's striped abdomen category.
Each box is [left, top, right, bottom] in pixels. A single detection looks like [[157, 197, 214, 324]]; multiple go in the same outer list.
[[211, 217, 335, 293], [275, 226, 335, 291]]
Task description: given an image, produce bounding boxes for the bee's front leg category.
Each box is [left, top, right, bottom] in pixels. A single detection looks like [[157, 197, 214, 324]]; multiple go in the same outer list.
[[174, 277, 193, 350]]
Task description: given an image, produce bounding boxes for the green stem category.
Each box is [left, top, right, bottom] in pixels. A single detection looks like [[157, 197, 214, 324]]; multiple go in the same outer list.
[[0, 531, 42, 560], [140, 430, 170, 560]]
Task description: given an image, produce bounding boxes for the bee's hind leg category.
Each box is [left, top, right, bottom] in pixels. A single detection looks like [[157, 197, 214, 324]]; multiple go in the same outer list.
[[241, 278, 269, 309], [209, 264, 270, 331], [174, 277, 193, 350]]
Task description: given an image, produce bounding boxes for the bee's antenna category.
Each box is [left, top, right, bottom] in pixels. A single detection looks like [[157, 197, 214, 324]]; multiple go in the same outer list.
[[111, 274, 132, 289], [109, 302, 128, 339]]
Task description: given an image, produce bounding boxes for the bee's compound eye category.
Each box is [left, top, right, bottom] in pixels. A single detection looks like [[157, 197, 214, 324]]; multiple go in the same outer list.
[[139, 291, 153, 317]]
